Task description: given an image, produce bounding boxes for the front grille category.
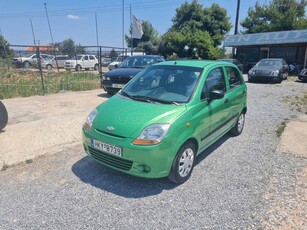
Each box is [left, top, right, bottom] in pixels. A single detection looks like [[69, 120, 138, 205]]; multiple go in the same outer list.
[[95, 129, 125, 139], [110, 77, 130, 84], [88, 146, 133, 171], [255, 70, 270, 75]]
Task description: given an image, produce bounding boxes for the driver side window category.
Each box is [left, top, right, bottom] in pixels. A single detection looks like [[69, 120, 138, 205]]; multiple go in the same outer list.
[[201, 67, 226, 100]]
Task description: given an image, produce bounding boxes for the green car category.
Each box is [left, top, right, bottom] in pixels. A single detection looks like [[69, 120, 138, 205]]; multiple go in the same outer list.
[[82, 60, 247, 183]]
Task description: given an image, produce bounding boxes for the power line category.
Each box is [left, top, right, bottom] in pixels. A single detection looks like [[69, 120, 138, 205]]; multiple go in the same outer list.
[[0, 0, 184, 20]]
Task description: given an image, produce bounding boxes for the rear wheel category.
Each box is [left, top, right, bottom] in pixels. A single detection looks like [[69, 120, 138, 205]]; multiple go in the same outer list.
[[75, 65, 81, 72], [168, 141, 196, 184], [0, 101, 8, 130], [230, 113, 245, 136], [94, 64, 99, 71]]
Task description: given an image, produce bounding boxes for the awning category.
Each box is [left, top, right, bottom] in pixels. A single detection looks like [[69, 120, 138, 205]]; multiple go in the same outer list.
[[224, 29, 307, 47]]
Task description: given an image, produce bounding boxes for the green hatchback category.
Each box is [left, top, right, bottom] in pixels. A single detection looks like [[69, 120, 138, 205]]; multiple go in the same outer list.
[[82, 60, 247, 183]]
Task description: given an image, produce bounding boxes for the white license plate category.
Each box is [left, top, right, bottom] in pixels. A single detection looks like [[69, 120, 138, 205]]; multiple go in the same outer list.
[[112, 84, 125, 88], [91, 139, 122, 157]]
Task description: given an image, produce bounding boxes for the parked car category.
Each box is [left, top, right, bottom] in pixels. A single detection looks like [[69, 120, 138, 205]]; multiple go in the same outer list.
[[0, 101, 8, 130], [108, 56, 129, 70], [298, 68, 307, 82], [65, 54, 99, 71], [41, 55, 69, 70], [83, 60, 247, 183], [101, 58, 112, 67], [248, 58, 289, 83], [101, 55, 165, 94], [12, 54, 54, 68], [218, 58, 244, 72]]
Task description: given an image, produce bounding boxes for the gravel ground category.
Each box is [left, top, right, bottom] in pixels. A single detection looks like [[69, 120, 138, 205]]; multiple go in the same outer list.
[[0, 79, 306, 229]]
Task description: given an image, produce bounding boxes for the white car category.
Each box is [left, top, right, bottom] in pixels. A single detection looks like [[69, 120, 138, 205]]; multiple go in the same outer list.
[[65, 54, 99, 71], [13, 54, 54, 68]]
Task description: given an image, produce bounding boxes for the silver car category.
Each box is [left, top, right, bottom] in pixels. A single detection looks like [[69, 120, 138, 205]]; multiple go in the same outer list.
[[41, 55, 69, 70]]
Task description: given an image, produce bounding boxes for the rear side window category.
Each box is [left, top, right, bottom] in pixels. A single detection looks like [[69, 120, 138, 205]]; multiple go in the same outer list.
[[225, 67, 243, 90]]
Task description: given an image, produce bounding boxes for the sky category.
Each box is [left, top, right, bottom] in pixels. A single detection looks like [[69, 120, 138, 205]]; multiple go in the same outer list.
[[0, 0, 268, 48]]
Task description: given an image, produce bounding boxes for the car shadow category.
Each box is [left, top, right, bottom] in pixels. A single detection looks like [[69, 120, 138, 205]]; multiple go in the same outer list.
[[71, 156, 177, 198], [72, 134, 232, 198], [97, 92, 112, 99]]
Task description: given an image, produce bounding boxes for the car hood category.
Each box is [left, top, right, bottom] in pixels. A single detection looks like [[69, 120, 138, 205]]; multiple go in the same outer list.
[[92, 95, 186, 138], [105, 67, 144, 78]]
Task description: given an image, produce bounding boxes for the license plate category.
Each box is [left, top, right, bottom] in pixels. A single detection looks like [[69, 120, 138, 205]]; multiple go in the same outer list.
[[112, 84, 125, 88], [91, 139, 122, 157]]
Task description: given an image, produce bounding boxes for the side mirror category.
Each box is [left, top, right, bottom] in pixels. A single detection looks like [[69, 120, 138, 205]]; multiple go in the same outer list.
[[209, 90, 224, 101], [114, 64, 118, 68]]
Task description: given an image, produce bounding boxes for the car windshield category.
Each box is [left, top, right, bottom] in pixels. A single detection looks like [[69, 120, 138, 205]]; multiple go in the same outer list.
[[257, 60, 283, 68], [120, 56, 163, 68], [44, 56, 54, 61], [120, 65, 202, 104], [74, 55, 83, 60]]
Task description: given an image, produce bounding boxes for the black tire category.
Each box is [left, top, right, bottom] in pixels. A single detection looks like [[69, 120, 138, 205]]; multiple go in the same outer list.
[[230, 113, 245, 136], [0, 101, 8, 130], [23, 61, 30, 69], [46, 64, 52, 71], [168, 141, 196, 184], [75, 65, 81, 72], [94, 64, 99, 71]]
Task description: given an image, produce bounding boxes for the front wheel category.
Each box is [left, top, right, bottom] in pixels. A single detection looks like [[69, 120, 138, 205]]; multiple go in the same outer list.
[[168, 141, 196, 184], [94, 64, 99, 71], [46, 64, 52, 71], [230, 113, 245, 136]]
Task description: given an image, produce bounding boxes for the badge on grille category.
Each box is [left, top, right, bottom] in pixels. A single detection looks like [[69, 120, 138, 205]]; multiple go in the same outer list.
[[107, 126, 115, 131]]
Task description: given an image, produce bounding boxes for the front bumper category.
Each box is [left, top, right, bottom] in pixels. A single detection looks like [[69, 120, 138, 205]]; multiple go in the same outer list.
[[248, 74, 281, 83], [82, 128, 176, 179]]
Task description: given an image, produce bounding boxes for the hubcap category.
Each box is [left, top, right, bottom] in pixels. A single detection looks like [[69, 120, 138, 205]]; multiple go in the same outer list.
[[237, 114, 245, 132], [178, 148, 194, 177]]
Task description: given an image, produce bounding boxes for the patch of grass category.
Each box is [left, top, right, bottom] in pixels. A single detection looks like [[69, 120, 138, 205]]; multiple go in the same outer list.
[[276, 120, 288, 137], [0, 69, 101, 99], [283, 92, 307, 114]]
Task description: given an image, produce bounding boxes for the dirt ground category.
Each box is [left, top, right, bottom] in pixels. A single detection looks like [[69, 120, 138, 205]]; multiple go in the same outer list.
[[0, 87, 306, 228], [0, 89, 108, 169]]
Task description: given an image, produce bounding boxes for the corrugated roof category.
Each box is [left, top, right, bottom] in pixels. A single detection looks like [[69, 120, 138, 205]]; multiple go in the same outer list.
[[224, 29, 307, 47]]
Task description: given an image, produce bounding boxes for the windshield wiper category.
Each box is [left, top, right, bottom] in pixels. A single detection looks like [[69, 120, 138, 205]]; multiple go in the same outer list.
[[130, 95, 181, 105], [120, 91, 132, 98]]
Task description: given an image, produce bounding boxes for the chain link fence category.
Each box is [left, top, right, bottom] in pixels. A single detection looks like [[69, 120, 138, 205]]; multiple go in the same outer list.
[[0, 44, 130, 99]]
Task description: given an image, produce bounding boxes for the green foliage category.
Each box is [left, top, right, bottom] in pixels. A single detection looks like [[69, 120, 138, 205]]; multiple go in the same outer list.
[[0, 70, 100, 99], [0, 35, 14, 60], [241, 0, 307, 33], [55, 39, 86, 57], [125, 20, 160, 54], [159, 0, 231, 59]]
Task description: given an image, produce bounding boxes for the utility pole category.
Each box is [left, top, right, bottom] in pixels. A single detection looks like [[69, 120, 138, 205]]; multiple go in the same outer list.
[[232, 0, 241, 58]]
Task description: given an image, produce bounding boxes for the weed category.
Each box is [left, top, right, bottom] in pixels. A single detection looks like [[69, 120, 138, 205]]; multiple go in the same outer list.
[[276, 120, 288, 137], [1, 162, 9, 171]]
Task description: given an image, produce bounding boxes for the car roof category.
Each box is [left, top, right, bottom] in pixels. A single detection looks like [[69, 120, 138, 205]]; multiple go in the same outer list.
[[127, 55, 162, 58], [156, 60, 221, 68], [260, 58, 284, 61]]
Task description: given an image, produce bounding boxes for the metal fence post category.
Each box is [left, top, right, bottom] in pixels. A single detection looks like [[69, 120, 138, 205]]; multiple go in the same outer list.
[[36, 46, 45, 95]]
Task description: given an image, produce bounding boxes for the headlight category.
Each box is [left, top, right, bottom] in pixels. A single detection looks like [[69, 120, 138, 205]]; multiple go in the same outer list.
[[83, 108, 98, 131], [102, 76, 110, 80], [132, 124, 170, 145], [248, 70, 255, 75], [270, 70, 279, 76]]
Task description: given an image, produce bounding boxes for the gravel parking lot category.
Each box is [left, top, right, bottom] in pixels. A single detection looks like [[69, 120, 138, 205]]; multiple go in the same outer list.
[[0, 79, 306, 229]]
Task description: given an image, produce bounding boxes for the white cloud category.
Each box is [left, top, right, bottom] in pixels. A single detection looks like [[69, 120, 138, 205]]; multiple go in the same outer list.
[[67, 15, 80, 20]]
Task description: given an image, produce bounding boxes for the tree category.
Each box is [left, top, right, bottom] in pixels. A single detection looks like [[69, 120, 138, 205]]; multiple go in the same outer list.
[[55, 39, 85, 57], [0, 35, 14, 59], [159, 0, 231, 59], [125, 20, 160, 54], [241, 0, 307, 33]]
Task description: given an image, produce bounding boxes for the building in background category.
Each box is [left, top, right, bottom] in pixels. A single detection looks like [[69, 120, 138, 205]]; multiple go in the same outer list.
[[224, 29, 307, 74]]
